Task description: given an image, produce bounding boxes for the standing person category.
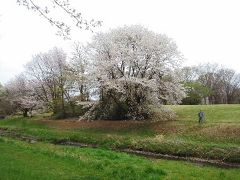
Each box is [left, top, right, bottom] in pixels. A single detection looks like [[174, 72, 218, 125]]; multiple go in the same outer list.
[[198, 110, 205, 123]]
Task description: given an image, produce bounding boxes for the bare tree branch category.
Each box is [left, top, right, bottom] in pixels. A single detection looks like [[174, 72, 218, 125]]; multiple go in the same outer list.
[[17, 0, 102, 39]]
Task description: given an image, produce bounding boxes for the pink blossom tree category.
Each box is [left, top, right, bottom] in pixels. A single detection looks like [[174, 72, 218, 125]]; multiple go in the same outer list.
[[84, 25, 185, 120], [5, 75, 38, 117]]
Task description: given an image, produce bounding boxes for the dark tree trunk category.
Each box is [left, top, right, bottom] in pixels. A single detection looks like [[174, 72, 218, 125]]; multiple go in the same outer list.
[[61, 89, 66, 118], [23, 109, 28, 117]]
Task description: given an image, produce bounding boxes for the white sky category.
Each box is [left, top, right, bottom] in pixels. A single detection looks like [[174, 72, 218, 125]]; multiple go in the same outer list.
[[1, 0, 240, 84]]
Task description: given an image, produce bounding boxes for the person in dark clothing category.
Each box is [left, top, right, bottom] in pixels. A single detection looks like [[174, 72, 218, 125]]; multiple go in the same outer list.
[[198, 110, 205, 123]]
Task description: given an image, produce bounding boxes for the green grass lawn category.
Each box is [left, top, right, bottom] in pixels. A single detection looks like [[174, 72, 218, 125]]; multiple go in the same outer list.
[[0, 104, 239, 179], [170, 104, 240, 123], [0, 137, 239, 180]]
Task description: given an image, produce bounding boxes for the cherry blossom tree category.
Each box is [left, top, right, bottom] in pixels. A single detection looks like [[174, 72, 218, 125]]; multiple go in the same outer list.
[[69, 42, 90, 101], [83, 25, 185, 120], [5, 75, 37, 117], [25, 47, 69, 117]]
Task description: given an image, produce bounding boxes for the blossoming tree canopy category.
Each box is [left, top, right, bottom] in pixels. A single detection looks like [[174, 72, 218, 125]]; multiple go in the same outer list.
[[85, 25, 185, 120]]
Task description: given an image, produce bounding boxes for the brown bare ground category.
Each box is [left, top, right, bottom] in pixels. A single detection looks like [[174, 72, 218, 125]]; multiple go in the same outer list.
[[40, 119, 151, 131], [197, 124, 240, 139], [39, 119, 240, 140], [40, 119, 186, 134]]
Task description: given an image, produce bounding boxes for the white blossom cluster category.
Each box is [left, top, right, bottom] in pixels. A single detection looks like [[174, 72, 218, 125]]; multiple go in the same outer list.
[[89, 25, 185, 105]]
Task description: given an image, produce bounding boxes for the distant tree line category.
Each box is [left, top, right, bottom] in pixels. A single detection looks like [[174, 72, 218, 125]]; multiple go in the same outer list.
[[181, 63, 240, 105]]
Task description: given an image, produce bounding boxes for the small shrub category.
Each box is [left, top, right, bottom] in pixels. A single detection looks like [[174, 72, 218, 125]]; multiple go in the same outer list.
[[151, 106, 176, 122]]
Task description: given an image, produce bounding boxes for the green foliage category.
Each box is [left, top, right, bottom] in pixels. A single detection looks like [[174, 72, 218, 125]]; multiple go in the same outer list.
[[182, 82, 212, 105], [85, 91, 152, 120], [0, 84, 13, 115], [51, 100, 87, 119], [89, 100, 129, 120]]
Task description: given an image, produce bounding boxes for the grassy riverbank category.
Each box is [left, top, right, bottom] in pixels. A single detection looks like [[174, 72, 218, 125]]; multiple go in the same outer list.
[[0, 137, 239, 180], [0, 104, 239, 179]]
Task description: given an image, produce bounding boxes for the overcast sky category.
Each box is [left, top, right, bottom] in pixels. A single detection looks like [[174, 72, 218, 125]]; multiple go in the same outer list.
[[1, 0, 240, 84]]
